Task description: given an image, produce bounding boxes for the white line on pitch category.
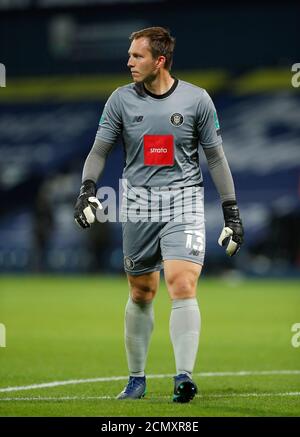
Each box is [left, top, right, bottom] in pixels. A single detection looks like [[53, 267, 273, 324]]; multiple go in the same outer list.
[[0, 370, 299, 394], [0, 392, 300, 402]]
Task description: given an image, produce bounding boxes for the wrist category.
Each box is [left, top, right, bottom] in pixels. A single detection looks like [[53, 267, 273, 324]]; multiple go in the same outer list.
[[222, 201, 241, 223], [222, 200, 237, 208], [79, 179, 96, 197]]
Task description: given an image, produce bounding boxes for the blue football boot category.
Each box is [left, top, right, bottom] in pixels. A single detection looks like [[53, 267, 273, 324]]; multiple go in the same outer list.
[[116, 376, 146, 400], [173, 373, 198, 403]]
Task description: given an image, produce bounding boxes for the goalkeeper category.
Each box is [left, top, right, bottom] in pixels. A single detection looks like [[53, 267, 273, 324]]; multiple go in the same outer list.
[[74, 27, 244, 403]]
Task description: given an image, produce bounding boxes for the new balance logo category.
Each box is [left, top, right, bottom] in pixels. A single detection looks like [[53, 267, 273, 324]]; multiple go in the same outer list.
[[189, 249, 200, 256], [134, 116, 143, 122]]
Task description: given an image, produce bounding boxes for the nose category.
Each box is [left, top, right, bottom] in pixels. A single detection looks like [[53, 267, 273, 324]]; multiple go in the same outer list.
[[127, 56, 134, 68]]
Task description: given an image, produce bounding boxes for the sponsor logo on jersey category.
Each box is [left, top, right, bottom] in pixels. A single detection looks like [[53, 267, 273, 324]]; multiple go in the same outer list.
[[150, 147, 168, 153], [144, 135, 174, 166], [170, 113, 184, 127]]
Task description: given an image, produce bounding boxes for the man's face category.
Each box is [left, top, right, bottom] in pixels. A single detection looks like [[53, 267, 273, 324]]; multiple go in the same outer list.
[[127, 37, 160, 83]]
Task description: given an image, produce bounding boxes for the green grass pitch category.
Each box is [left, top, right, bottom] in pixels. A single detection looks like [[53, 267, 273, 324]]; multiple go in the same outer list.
[[0, 275, 299, 417]]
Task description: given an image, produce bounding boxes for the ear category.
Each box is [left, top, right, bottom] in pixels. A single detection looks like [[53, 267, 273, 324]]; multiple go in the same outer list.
[[156, 55, 166, 69]]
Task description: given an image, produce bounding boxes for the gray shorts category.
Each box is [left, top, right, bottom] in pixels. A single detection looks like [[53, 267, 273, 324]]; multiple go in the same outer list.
[[122, 186, 205, 275]]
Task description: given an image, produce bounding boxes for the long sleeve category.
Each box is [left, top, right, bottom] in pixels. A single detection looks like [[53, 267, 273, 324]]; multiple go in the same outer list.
[[82, 138, 114, 183], [203, 144, 236, 203]]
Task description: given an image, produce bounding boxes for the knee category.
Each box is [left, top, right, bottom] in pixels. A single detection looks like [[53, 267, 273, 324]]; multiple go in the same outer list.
[[167, 272, 198, 300], [129, 281, 157, 303]]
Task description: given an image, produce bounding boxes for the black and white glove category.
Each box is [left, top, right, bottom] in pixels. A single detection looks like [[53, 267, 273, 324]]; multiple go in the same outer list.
[[218, 201, 244, 256], [74, 180, 102, 229]]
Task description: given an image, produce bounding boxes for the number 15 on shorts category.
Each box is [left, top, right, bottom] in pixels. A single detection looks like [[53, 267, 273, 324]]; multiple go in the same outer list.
[[184, 229, 205, 253]]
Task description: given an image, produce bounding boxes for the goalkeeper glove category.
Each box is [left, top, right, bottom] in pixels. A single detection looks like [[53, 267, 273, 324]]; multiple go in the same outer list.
[[74, 180, 102, 229], [218, 200, 244, 256]]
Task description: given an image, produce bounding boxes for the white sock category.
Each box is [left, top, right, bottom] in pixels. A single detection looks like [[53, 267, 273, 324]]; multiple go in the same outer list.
[[169, 298, 201, 377], [125, 296, 154, 377]]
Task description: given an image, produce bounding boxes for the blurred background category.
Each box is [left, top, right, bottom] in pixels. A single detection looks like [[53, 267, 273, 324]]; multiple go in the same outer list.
[[0, 0, 299, 277]]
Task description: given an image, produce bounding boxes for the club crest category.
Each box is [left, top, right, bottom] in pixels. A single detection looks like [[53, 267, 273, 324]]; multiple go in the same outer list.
[[170, 113, 184, 127], [124, 256, 135, 270]]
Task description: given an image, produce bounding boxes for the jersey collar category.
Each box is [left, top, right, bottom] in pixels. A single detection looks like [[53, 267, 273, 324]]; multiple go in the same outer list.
[[143, 77, 178, 99]]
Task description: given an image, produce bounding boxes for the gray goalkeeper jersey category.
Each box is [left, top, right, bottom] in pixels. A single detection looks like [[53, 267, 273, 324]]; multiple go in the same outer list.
[[96, 78, 222, 188]]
